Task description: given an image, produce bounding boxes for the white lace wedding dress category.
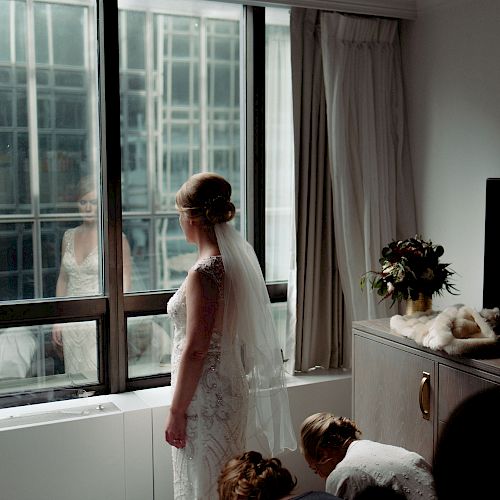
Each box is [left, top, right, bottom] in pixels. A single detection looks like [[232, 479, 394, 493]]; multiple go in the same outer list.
[[167, 255, 248, 500], [60, 227, 99, 378]]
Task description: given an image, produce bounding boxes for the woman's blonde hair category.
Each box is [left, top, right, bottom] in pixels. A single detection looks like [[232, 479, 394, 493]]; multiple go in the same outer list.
[[77, 175, 96, 200], [176, 172, 235, 225], [300, 412, 361, 462], [218, 451, 297, 500]]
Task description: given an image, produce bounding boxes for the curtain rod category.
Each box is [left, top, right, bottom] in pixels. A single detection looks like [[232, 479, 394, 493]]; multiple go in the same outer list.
[[215, 0, 417, 20]]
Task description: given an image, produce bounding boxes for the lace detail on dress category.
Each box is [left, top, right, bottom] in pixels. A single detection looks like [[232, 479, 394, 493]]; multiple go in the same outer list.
[[167, 255, 247, 500], [61, 227, 99, 296], [192, 255, 224, 296]]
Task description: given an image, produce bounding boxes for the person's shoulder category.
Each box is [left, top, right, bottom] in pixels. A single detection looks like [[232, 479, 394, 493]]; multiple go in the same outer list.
[[62, 227, 77, 243], [357, 439, 426, 460], [336, 439, 371, 460], [193, 255, 223, 274], [193, 254, 223, 266], [349, 439, 395, 455], [348, 440, 431, 478], [189, 256, 224, 290]]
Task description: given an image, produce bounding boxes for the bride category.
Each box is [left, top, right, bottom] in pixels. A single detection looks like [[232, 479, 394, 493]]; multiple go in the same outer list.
[[52, 176, 131, 379], [165, 172, 296, 499]]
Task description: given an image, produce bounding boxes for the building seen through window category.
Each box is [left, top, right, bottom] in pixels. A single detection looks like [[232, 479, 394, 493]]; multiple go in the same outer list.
[[119, 0, 242, 292], [0, 0, 293, 405]]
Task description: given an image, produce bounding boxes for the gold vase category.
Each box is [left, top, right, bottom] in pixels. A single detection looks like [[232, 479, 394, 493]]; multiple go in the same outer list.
[[405, 294, 432, 315]]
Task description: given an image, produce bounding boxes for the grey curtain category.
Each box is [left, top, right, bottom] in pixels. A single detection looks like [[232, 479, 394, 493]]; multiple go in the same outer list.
[[290, 8, 344, 371], [289, 8, 417, 368], [320, 12, 417, 340]]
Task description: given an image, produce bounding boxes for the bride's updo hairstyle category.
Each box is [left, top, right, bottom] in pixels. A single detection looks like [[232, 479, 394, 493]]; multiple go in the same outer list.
[[300, 412, 361, 463], [176, 172, 236, 225]]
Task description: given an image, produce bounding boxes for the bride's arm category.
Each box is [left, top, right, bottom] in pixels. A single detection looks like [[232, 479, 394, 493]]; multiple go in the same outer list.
[[165, 269, 219, 447], [121, 233, 132, 292], [55, 231, 70, 298]]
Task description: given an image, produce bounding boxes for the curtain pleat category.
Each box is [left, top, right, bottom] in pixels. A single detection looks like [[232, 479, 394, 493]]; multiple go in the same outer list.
[[290, 8, 344, 371], [289, 9, 416, 369], [320, 12, 417, 351]]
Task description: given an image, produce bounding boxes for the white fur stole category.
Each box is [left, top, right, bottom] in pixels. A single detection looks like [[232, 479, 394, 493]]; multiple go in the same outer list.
[[390, 305, 499, 356]]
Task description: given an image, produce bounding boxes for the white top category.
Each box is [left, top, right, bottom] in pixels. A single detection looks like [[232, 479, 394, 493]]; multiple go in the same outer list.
[[325, 440, 436, 500]]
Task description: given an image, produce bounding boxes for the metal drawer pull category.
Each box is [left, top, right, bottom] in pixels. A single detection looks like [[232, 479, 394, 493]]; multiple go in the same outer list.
[[419, 371, 431, 420]]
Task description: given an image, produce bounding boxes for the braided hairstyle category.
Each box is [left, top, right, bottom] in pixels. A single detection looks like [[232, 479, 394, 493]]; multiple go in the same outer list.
[[300, 413, 361, 463], [218, 451, 297, 500], [176, 172, 236, 225]]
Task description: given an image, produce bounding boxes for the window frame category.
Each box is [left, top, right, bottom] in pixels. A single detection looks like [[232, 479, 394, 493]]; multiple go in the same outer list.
[[0, 0, 289, 407]]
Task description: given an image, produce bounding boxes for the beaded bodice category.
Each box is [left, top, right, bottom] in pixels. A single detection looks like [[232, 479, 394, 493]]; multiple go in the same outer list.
[[167, 255, 224, 351], [61, 227, 99, 296]]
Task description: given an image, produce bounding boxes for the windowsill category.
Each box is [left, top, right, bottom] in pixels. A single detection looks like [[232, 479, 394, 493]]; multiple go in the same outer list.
[[284, 367, 350, 387], [0, 361, 171, 398], [0, 373, 98, 396], [134, 368, 351, 408], [0, 369, 351, 429]]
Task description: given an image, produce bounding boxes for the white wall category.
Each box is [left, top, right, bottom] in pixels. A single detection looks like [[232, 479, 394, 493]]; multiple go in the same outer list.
[[401, 0, 500, 310], [0, 372, 351, 500]]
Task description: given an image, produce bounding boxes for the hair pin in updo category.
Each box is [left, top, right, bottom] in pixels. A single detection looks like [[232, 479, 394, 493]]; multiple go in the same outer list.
[[204, 195, 229, 210]]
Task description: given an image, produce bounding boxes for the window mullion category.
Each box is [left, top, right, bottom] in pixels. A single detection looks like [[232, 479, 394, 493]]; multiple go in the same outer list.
[[99, 0, 127, 393], [25, 0, 43, 297], [245, 6, 266, 274], [200, 17, 208, 170]]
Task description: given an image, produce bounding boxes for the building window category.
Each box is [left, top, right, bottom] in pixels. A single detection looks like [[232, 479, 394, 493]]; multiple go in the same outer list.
[[0, 0, 102, 402], [118, 0, 243, 380], [1, 1, 100, 301], [119, 1, 242, 294], [0, 0, 293, 407]]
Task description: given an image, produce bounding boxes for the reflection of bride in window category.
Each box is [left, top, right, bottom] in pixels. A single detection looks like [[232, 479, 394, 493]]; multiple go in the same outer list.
[[52, 176, 132, 378]]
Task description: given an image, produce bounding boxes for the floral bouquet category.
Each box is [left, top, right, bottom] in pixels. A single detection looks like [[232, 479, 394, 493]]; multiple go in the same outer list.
[[360, 235, 458, 307]]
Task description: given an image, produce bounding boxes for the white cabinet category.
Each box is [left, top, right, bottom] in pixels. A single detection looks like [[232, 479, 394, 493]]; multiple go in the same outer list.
[[353, 319, 500, 462]]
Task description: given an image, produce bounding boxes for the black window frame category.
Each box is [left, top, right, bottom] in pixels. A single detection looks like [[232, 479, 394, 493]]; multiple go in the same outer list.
[[0, 0, 289, 408]]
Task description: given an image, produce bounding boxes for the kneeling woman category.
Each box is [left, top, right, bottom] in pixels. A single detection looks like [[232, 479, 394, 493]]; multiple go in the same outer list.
[[300, 413, 436, 500]]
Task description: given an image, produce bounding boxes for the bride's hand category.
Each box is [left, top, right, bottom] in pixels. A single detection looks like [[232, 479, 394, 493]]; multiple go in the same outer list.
[[165, 409, 187, 448]]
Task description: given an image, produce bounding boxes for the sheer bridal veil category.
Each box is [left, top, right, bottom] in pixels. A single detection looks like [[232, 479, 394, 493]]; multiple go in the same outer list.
[[215, 222, 297, 455]]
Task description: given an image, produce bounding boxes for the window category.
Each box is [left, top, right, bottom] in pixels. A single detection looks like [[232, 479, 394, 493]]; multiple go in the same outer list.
[[119, 1, 242, 294], [118, 0, 243, 380], [1, 1, 100, 301], [0, 0, 294, 407], [0, 0, 102, 400], [265, 7, 293, 284], [265, 7, 293, 357]]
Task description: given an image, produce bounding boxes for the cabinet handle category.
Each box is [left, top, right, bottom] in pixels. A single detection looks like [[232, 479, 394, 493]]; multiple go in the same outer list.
[[419, 371, 431, 420]]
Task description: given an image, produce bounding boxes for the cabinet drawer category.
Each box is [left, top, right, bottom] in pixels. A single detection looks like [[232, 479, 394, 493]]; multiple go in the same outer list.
[[353, 334, 434, 463], [438, 364, 499, 423]]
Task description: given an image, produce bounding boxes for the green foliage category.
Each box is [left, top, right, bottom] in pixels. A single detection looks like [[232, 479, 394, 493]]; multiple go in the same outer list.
[[360, 235, 458, 307]]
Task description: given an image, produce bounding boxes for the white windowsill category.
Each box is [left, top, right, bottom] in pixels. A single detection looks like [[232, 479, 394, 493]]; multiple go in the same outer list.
[[0, 368, 351, 430]]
